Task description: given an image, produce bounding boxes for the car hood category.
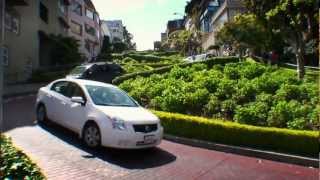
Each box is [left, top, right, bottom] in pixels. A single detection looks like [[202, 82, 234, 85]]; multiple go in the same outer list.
[[96, 106, 159, 123]]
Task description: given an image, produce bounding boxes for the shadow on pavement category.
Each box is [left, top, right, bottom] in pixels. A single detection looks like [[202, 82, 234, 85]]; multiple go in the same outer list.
[[38, 121, 177, 169], [3, 95, 38, 132]]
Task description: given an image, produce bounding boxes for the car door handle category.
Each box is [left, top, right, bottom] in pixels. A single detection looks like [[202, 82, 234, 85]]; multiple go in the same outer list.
[[46, 94, 52, 98], [61, 102, 66, 105]]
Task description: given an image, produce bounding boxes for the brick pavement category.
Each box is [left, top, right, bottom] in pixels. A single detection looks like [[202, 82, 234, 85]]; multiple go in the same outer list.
[[4, 95, 319, 180]]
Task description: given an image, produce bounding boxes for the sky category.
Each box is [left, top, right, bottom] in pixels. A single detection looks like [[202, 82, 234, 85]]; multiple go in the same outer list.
[[92, 0, 188, 51]]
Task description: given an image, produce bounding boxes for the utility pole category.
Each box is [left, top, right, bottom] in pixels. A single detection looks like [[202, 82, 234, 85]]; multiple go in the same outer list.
[[0, 0, 4, 133]]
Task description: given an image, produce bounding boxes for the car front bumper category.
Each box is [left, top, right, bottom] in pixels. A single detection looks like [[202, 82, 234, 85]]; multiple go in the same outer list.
[[101, 126, 163, 149]]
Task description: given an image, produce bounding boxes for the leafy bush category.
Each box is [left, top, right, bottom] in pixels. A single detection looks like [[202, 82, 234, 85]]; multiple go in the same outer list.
[[234, 102, 269, 126], [154, 111, 319, 157], [113, 57, 239, 84], [119, 60, 319, 130], [204, 95, 221, 116], [267, 101, 312, 129], [224, 64, 241, 79], [239, 62, 267, 79], [275, 84, 309, 101], [0, 135, 45, 179]]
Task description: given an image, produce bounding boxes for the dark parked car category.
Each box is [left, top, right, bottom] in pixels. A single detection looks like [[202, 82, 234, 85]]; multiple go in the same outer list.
[[66, 62, 124, 84]]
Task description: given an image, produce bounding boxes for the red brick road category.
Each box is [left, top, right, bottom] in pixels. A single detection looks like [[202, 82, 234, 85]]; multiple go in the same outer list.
[[4, 95, 319, 180]]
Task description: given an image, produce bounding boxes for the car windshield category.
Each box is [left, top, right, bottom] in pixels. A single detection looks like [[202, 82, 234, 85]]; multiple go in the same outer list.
[[70, 66, 87, 75], [86, 85, 138, 107]]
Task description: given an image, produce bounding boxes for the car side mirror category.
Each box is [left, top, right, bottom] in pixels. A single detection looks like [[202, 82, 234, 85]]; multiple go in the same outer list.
[[71, 96, 85, 106]]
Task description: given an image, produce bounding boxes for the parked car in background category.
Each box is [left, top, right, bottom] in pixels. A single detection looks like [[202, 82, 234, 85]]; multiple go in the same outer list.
[[66, 62, 124, 84], [184, 53, 214, 63], [36, 79, 163, 149]]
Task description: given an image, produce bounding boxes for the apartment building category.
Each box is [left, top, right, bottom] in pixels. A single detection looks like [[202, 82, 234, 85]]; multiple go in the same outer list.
[[68, 0, 102, 61], [184, 0, 245, 51], [4, 0, 71, 83], [166, 19, 185, 37], [202, 0, 245, 50], [4, 0, 102, 83], [100, 20, 124, 43]]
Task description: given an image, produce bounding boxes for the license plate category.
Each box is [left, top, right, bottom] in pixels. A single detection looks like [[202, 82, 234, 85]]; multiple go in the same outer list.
[[144, 135, 155, 143]]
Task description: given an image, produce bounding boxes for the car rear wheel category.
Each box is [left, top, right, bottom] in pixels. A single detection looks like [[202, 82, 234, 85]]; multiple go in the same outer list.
[[36, 104, 47, 122], [83, 123, 101, 148]]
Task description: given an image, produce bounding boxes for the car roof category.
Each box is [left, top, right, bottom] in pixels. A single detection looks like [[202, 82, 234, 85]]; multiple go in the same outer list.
[[56, 78, 117, 88]]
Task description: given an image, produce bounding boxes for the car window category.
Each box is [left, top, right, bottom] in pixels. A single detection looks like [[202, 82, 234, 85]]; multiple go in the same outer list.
[[68, 83, 86, 100], [85, 85, 138, 107], [51, 81, 70, 97], [101, 65, 110, 72]]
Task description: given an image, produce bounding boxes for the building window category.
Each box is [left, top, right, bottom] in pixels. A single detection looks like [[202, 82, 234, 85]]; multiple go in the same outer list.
[[72, 2, 82, 16], [94, 13, 99, 24], [5, 11, 20, 35], [85, 8, 94, 20], [58, 0, 67, 14], [70, 21, 82, 35], [209, 0, 219, 6], [40, 2, 49, 23], [2, 47, 9, 66], [85, 24, 96, 36]]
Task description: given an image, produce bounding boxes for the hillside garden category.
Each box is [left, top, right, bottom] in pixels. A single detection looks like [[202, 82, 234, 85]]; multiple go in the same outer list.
[[119, 60, 319, 131]]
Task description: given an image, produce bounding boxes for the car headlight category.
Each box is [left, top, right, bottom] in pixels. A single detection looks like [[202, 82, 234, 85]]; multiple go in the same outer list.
[[111, 117, 127, 131]]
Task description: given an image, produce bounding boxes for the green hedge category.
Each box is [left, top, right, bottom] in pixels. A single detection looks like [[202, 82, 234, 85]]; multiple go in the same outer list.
[[113, 56, 239, 84], [0, 135, 45, 179], [120, 62, 172, 68], [126, 54, 170, 62], [153, 111, 319, 157]]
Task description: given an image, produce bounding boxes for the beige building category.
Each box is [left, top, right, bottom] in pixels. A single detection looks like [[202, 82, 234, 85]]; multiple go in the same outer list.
[[4, 0, 71, 83], [202, 0, 245, 51], [68, 0, 102, 61], [4, 0, 102, 84]]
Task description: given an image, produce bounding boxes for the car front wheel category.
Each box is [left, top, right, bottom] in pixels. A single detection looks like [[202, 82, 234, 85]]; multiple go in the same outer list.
[[36, 104, 47, 122], [83, 123, 101, 148]]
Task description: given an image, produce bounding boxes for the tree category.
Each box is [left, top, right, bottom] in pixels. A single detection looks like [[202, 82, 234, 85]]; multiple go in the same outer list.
[[112, 42, 128, 53], [215, 14, 271, 58], [166, 30, 202, 56], [98, 35, 112, 61], [243, 0, 319, 79], [50, 35, 84, 65], [123, 26, 136, 50]]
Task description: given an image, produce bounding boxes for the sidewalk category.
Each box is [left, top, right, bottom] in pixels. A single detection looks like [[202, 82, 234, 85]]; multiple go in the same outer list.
[[3, 83, 46, 98]]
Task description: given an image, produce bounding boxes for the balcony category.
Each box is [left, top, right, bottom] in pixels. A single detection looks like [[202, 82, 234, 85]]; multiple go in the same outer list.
[[7, 0, 29, 6]]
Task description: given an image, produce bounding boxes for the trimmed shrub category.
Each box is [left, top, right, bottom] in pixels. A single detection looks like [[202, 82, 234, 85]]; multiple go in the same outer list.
[[113, 57, 239, 84], [0, 135, 45, 179], [204, 95, 222, 116], [153, 111, 319, 157], [234, 102, 269, 126], [119, 60, 318, 130]]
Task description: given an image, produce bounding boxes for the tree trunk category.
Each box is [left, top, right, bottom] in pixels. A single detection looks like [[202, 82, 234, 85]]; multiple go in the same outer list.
[[295, 33, 306, 79]]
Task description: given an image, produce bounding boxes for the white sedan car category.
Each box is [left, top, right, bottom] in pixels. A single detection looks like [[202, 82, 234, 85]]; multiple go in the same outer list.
[[36, 79, 163, 149]]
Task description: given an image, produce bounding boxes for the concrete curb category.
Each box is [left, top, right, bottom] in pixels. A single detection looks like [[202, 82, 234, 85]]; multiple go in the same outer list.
[[164, 134, 319, 168]]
